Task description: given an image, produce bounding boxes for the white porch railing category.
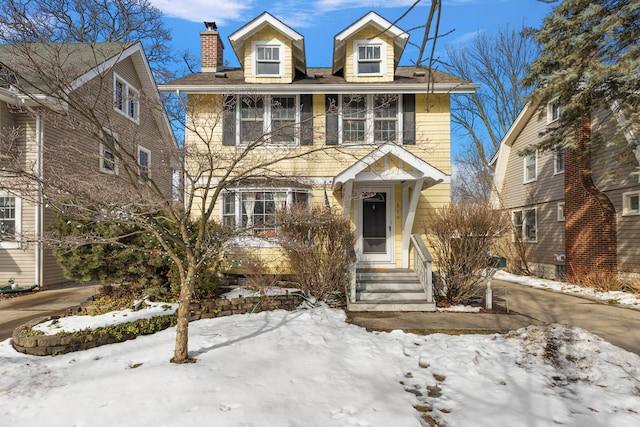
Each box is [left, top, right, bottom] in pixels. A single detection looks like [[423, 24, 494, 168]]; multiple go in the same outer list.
[[410, 234, 434, 303]]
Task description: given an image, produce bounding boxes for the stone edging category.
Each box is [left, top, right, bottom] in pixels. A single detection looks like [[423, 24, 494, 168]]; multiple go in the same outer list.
[[12, 294, 305, 356]]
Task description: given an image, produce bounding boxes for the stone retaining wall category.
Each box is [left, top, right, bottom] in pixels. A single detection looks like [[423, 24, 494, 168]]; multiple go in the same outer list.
[[12, 294, 305, 356]]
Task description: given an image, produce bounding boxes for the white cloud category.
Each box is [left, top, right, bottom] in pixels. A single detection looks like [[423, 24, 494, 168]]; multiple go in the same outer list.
[[314, 0, 425, 13], [148, 0, 253, 24]]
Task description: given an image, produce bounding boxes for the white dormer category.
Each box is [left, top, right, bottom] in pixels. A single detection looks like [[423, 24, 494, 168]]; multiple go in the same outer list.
[[228, 12, 306, 83], [332, 11, 408, 82]]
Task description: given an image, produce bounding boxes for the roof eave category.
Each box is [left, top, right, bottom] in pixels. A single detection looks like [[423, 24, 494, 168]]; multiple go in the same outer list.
[[158, 82, 478, 94]]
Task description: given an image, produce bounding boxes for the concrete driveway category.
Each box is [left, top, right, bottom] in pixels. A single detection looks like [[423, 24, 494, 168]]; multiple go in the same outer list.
[[0, 284, 101, 341]]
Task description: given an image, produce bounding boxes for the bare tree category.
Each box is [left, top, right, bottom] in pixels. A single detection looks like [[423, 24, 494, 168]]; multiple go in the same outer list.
[[444, 25, 537, 202]]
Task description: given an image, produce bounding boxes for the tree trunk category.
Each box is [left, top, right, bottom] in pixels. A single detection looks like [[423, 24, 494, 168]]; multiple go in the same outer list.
[[170, 271, 197, 364]]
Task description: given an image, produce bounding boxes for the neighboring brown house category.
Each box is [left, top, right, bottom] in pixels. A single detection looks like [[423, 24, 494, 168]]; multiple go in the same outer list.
[[492, 99, 640, 281], [0, 42, 176, 289]]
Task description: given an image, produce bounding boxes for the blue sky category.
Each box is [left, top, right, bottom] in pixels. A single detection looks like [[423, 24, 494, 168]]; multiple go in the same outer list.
[[151, 0, 556, 71]]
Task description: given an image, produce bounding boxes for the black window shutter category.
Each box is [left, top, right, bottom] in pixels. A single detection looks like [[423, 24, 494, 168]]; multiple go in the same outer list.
[[300, 94, 313, 145], [325, 94, 339, 145], [222, 95, 236, 146], [402, 94, 416, 145]]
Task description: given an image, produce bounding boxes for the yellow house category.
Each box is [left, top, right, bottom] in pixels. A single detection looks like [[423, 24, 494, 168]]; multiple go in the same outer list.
[[160, 12, 477, 311]]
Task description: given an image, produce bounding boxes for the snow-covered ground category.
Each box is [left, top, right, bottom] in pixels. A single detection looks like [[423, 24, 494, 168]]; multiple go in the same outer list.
[[495, 271, 640, 308], [2, 302, 640, 426]]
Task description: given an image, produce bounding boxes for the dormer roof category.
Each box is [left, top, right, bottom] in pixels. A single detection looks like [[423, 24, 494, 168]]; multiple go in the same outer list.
[[228, 12, 307, 76], [332, 11, 409, 75]]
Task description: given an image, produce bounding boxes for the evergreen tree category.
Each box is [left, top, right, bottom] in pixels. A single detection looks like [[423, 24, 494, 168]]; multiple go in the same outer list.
[[523, 0, 640, 153]]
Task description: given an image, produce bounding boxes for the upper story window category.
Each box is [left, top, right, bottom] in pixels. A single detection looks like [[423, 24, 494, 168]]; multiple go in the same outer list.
[[253, 42, 283, 77], [137, 145, 151, 180], [622, 191, 640, 216], [224, 94, 313, 147], [114, 73, 139, 123], [554, 145, 565, 174], [326, 94, 408, 145], [355, 40, 384, 76], [524, 152, 537, 183], [547, 98, 560, 124], [0, 191, 20, 248]]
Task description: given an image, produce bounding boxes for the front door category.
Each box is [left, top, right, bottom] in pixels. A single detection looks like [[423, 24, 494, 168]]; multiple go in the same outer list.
[[356, 186, 394, 266]]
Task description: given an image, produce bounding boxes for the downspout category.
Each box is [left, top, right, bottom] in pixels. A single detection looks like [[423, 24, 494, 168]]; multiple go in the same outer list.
[[34, 114, 43, 289]]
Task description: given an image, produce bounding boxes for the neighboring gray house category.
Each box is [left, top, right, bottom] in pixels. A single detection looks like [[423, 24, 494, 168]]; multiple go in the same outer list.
[[492, 99, 640, 281], [0, 42, 176, 289]]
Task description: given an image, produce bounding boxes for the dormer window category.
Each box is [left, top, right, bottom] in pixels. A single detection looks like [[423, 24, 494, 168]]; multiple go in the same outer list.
[[253, 42, 283, 76], [355, 40, 385, 76]]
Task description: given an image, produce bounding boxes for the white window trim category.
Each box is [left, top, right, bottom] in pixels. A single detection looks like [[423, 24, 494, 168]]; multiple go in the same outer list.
[[512, 207, 537, 243], [337, 94, 402, 146], [99, 130, 119, 175], [252, 41, 284, 78], [554, 146, 565, 175], [622, 190, 640, 216], [114, 73, 140, 123], [523, 151, 538, 183], [557, 202, 565, 221], [0, 190, 21, 249], [353, 39, 386, 77], [234, 95, 301, 147], [547, 97, 560, 124], [137, 145, 151, 180], [221, 187, 311, 247]]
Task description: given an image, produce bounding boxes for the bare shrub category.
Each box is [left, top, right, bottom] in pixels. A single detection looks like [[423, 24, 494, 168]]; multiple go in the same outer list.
[[573, 270, 640, 294], [278, 205, 354, 302], [425, 202, 508, 305]]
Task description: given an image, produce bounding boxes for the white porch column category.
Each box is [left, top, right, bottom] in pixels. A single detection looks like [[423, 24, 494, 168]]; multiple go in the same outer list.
[[342, 181, 353, 219], [401, 178, 423, 268]]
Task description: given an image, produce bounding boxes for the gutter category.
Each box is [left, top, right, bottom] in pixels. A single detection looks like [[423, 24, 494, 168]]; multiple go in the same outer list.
[[158, 82, 479, 95]]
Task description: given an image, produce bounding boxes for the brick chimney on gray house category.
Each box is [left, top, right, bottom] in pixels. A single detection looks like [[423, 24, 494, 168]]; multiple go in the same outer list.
[[201, 21, 224, 72]]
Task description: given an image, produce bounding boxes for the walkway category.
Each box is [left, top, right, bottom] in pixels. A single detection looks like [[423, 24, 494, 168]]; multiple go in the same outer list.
[[348, 278, 640, 356]]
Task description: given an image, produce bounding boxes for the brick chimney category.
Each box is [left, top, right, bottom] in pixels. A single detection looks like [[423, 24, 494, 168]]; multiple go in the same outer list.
[[201, 21, 224, 72]]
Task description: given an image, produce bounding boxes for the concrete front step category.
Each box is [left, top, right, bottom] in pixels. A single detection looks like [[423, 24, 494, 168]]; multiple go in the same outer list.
[[358, 289, 427, 302], [348, 300, 436, 312]]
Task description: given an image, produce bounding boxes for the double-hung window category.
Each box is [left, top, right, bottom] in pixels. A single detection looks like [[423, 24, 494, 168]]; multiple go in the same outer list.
[[512, 208, 537, 242], [254, 42, 282, 77], [240, 97, 265, 144], [222, 188, 311, 240], [623, 191, 640, 216], [355, 41, 384, 76], [100, 133, 118, 174], [342, 96, 367, 144], [554, 146, 565, 174], [225, 94, 312, 146], [547, 98, 560, 124], [327, 94, 404, 145], [0, 191, 20, 248], [374, 96, 398, 143], [524, 152, 537, 183], [114, 73, 139, 122], [137, 145, 151, 180]]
